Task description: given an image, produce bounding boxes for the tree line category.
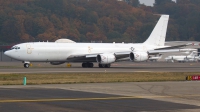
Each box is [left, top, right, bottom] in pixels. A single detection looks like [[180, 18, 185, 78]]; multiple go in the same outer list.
[[0, 0, 199, 44]]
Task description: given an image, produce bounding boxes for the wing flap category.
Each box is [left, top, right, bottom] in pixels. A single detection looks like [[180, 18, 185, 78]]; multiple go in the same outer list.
[[148, 49, 181, 55], [149, 48, 197, 55]]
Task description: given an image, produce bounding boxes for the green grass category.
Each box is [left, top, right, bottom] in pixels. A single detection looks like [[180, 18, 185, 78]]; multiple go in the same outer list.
[[0, 72, 198, 85]]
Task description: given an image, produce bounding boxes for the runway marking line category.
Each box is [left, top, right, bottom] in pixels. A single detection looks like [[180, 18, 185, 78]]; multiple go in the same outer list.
[[0, 94, 200, 103]]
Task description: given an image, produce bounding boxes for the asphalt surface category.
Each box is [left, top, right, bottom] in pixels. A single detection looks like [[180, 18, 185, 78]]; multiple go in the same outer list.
[[1, 62, 200, 111], [0, 81, 200, 112], [0, 61, 200, 73]]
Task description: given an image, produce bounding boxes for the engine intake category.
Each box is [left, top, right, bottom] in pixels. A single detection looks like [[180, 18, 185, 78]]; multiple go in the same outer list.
[[97, 53, 116, 64], [129, 52, 148, 62]]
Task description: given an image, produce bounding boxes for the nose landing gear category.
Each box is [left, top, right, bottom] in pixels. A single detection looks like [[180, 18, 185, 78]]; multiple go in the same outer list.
[[24, 63, 30, 68], [23, 61, 30, 68]]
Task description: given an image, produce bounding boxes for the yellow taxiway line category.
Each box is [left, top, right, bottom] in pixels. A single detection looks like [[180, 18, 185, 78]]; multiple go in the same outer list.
[[1, 94, 200, 103]]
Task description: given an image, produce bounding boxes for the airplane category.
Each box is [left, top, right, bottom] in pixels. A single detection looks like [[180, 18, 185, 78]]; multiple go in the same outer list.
[[4, 15, 194, 68], [148, 54, 162, 62], [165, 51, 199, 63]]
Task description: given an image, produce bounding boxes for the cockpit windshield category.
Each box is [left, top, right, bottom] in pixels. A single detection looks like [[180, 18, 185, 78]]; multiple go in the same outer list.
[[11, 46, 20, 50]]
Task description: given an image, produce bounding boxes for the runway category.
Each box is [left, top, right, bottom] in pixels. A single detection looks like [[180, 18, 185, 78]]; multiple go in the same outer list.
[[0, 82, 200, 112], [1, 62, 200, 111], [0, 61, 200, 74]]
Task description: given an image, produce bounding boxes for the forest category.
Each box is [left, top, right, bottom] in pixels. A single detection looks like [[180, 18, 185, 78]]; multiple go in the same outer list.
[[0, 0, 200, 44]]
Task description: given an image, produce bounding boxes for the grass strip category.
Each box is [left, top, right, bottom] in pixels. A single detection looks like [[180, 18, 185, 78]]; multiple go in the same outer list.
[[0, 72, 199, 85]]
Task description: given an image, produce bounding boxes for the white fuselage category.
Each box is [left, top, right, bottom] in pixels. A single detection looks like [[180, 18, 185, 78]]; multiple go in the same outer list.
[[170, 56, 187, 61], [5, 42, 159, 62]]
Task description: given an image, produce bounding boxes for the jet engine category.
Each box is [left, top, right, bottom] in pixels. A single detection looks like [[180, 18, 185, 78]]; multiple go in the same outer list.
[[96, 53, 116, 64], [50, 62, 65, 65], [129, 52, 148, 62]]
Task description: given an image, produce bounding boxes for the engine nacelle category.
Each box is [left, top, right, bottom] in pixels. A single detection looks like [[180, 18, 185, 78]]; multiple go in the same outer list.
[[96, 53, 116, 64], [50, 62, 65, 65], [129, 52, 148, 62]]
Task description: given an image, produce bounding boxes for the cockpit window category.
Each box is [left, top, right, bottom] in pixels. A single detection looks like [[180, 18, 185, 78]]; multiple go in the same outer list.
[[11, 47, 15, 50], [11, 46, 20, 50]]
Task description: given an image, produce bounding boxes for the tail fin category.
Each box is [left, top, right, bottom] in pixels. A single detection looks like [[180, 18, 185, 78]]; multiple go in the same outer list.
[[189, 51, 197, 56], [144, 15, 169, 46]]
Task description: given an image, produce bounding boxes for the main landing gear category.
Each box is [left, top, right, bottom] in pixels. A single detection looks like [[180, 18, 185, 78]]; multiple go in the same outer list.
[[82, 62, 94, 68], [98, 64, 111, 68], [81, 63, 111, 68]]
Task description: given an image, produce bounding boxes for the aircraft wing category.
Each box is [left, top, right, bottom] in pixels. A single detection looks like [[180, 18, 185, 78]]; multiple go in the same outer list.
[[149, 43, 196, 55], [67, 54, 97, 62], [155, 43, 194, 50], [66, 42, 196, 62], [67, 48, 195, 62], [67, 51, 130, 62], [148, 49, 182, 55]]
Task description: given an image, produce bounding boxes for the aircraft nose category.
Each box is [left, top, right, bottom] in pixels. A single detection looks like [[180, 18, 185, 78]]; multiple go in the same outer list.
[[4, 51, 11, 57], [4, 51, 8, 56]]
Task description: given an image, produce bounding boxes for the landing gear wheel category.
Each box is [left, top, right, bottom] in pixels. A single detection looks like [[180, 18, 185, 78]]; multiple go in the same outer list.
[[24, 63, 30, 68], [82, 63, 86, 68], [98, 64, 111, 68], [82, 63, 94, 68], [88, 63, 94, 68], [98, 64, 103, 68], [105, 64, 111, 68]]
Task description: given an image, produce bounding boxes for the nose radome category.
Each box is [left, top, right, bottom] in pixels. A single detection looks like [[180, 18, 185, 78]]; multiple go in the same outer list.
[[4, 51, 8, 56], [4, 51, 11, 57]]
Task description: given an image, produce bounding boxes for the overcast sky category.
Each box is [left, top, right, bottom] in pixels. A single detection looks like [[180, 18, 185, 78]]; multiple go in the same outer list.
[[139, 0, 176, 6]]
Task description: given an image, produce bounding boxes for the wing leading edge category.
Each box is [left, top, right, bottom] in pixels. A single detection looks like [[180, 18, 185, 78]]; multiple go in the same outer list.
[[67, 51, 130, 62], [67, 43, 196, 62]]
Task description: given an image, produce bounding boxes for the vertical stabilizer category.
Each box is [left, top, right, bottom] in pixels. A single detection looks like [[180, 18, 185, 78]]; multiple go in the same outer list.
[[189, 51, 197, 57], [144, 15, 169, 46]]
